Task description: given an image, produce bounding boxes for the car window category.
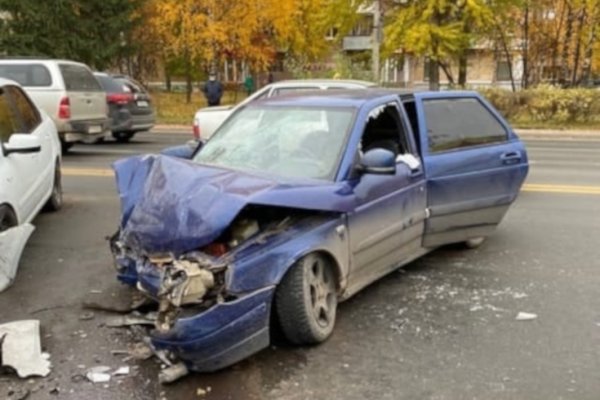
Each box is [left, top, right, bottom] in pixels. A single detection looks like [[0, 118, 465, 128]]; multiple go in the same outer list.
[[0, 88, 20, 143], [423, 98, 508, 153], [116, 78, 146, 94], [360, 103, 409, 157], [60, 64, 102, 92], [0, 64, 52, 87], [271, 87, 319, 96], [95, 74, 125, 93], [7, 86, 41, 133], [194, 106, 355, 180]]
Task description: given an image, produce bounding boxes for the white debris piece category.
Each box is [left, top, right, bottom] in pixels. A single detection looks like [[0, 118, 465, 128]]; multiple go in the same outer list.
[[86, 366, 112, 383], [0, 319, 51, 378], [515, 312, 538, 321], [113, 366, 130, 376], [0, 223, 35, 292]]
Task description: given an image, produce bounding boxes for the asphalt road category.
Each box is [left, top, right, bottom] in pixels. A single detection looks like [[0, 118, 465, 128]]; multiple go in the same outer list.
[[1, 132, 599, 400]]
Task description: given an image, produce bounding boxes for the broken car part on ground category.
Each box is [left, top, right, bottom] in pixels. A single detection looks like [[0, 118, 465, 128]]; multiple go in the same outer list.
[[109, 90, 528, 378]]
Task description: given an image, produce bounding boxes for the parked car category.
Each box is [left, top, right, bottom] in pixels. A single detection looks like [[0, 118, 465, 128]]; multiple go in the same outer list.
[[192, 79, 375, 140], [0, 58, 110, 151], [110, 89, 528, 376], [94, 73, 155, 143], [0, 78, 62, 291]]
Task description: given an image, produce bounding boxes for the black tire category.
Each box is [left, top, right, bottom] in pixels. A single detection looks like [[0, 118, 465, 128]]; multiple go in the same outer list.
[[275, 253, 337, 345], [112, 131, 135, 143], [44, 162, 63, 212], [0, 205, 18, 232], [61, 140, 74, 153]]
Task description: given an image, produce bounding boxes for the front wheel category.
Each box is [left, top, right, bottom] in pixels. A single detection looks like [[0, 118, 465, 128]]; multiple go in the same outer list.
[[0, 205, 18, 232], [44, 162, 62, 212], [112, 131, 135, 143], [276, 253, 337, 345]]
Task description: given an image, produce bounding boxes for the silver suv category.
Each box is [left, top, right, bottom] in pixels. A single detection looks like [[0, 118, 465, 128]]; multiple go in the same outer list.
[[0, 59, 109, 150]]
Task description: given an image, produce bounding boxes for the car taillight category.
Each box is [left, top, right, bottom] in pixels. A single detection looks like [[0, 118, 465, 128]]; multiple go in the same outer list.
[[107, 93, 134, 105], [58, 97, 70, 119], [193, 123, 200, 140]]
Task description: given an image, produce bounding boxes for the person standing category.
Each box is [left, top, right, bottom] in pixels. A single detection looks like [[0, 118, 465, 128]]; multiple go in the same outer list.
[[243, 74, 255, 96], [202, 72, 223, 106]]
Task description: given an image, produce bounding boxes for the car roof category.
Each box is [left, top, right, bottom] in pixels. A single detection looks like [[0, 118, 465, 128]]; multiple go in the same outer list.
[[0, 58, 88, 66], [269, 79, 376, 88], [253, 89, 418, 108]]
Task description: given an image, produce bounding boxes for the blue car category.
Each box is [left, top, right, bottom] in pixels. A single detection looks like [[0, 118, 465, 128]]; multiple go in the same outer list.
[[110, 89, 528, 376]]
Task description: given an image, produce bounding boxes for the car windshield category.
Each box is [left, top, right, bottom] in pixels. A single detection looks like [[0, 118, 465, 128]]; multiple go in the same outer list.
[[193, 105, 355, 181]]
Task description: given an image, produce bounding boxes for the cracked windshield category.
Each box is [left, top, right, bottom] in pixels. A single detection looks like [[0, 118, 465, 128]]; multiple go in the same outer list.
[[194, 106, 354, 180]]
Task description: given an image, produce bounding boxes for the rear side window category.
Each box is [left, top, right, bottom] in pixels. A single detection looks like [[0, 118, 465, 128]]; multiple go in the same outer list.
[[7, 86, 42, 133], [96, 75, 125, 93], [0, 88, 19, 143], [116, 77, 146, 94], [423, 98, 508, 153], [60, 64, 102, 92], [0, 64, 52, 87]]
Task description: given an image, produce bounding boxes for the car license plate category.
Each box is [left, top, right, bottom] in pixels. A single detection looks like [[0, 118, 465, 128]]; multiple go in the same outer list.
[[137, 100, 149, 107], [89, 125, 102, 134]]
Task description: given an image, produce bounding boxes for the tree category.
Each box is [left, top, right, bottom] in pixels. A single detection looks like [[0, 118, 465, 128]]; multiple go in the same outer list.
[[0, 0, 143, 70], [383, 0, 492, 90]]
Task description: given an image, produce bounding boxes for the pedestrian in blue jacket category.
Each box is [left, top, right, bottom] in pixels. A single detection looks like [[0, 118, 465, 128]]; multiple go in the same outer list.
[[202, 73, 223, 106]]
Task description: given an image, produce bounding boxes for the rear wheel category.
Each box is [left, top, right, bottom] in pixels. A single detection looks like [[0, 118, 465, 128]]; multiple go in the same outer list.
[[0, 205, 18, 232], [276, 253, 337, 345], [112, 131, 135, 143], [61, 140, 74, 153], [44, 162, 63, 212]]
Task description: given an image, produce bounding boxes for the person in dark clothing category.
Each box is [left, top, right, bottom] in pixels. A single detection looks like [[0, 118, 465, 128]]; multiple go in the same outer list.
[[202, 73, 223, 106]]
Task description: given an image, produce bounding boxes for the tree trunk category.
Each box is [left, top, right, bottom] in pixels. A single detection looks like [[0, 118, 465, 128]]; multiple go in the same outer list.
[[496, 24, 516, 92], [458, 53, 467, 87], [522, 2, 530, 89], [562, 3, 574, 86], [439, 61, 455, 85], [550, 3, 568, 84], [580, 5, 600, 86], [429, 60, 440, 91], [185, 52, 192, 104], [571, 8, 587, 86]]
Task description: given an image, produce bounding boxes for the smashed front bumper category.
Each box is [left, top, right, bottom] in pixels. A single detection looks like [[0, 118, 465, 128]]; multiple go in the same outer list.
[[151, 286, 274, 372], [111, 243, 274, 373]]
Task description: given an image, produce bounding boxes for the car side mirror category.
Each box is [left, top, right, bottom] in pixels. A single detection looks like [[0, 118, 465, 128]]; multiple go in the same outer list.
[[358, 148, 396, 175], [160, 140, 203, 160], [2, 134, 42, 156]]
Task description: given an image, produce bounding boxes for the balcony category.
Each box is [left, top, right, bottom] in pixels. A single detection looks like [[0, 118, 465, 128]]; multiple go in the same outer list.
[[343, 36, 372, 51]]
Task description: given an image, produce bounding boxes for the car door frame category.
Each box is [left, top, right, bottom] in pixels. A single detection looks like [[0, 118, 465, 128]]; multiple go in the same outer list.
[[410, 91, 529, 248], [339, 96, 428, 296]]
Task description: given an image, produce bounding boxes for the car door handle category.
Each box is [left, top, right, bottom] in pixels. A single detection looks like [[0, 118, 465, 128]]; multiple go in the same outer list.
[[500, 151, 521, 165]]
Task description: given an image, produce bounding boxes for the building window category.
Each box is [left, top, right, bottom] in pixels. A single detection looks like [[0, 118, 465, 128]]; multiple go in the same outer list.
[[496, 61, 512, 81], [326, 27, 338, 41]]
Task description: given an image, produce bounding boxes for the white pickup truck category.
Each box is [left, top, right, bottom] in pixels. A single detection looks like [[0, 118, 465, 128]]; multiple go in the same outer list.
[[192, 79, 375, 140]]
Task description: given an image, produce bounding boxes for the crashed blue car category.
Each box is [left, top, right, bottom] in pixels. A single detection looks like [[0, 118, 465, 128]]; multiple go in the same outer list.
[[110, 90, 528, 374]]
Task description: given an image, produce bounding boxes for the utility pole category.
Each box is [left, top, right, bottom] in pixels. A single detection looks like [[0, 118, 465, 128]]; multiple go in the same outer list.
[[372, 0, 381, 83]]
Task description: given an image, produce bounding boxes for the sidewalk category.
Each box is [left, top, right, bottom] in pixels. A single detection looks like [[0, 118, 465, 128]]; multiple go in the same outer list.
[[153, 124, 600, 140]]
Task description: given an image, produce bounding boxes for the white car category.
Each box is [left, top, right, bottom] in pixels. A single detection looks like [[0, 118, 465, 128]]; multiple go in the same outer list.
[[0, 78, 62, 289], [192, 79, 375, 140], [0, 59, 110, 151]]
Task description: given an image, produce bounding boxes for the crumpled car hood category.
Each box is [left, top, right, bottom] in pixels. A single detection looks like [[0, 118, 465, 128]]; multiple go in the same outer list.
[[114, 155, 355, 255]]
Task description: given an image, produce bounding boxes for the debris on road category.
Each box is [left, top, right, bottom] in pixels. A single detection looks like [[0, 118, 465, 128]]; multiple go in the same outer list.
[[113, 366, 130, 376], [79, 312, 95, 321], [0, 224, 35, 293], [0, 320, 51, 378], [158, 362, 189, 384], [515, 312, 538, 321], [85, 366, 111, 383], [128, 342, 154, 361], [105, 312, 157, 328]]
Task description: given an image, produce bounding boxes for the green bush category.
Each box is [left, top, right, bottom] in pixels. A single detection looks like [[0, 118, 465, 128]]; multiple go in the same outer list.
[[480, 86, 600, 128]]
